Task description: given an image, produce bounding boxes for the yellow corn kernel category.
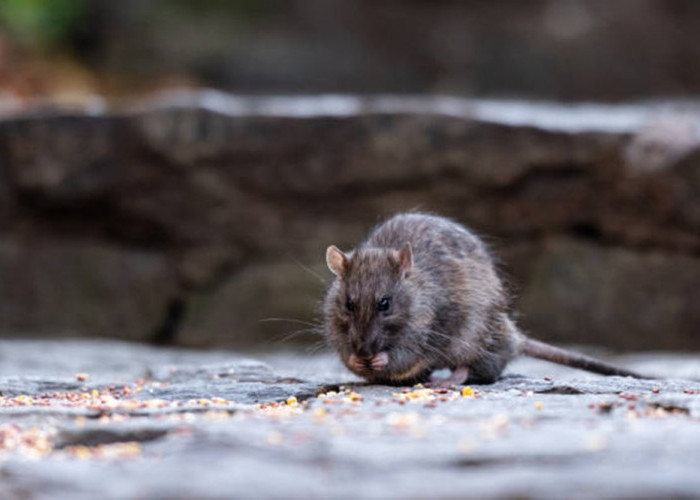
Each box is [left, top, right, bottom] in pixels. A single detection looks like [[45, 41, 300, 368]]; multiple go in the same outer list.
[[71, 446, 92, 459]]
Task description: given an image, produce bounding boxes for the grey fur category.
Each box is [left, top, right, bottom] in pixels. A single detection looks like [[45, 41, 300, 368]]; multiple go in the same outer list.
[[323, 213, 644, 386]]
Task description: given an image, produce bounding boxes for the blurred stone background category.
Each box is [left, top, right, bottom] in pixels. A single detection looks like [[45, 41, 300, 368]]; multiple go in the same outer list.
[[0, 0, 698, 351], [3, 0, 700, 102]]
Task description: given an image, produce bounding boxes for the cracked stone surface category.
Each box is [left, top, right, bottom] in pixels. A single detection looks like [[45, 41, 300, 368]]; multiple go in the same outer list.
[[1, 340, 700, 499]]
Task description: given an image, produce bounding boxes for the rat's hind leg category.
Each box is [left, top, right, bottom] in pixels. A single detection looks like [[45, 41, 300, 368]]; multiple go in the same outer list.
[[429, 367, 469, 388]]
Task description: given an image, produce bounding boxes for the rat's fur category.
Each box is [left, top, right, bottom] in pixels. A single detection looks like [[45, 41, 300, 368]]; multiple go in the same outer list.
[[323, 213, 644, 385]]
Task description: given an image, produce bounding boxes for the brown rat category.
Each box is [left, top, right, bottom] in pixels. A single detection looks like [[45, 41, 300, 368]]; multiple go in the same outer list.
[[323, 213, 646, 386]]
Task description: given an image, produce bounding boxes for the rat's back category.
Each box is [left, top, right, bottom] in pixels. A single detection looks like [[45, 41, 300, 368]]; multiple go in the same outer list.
[[363, 213, 489, 267]]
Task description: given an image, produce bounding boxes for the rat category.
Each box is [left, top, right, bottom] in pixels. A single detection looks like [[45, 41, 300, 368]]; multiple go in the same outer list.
[[323, 212, 646, 386]]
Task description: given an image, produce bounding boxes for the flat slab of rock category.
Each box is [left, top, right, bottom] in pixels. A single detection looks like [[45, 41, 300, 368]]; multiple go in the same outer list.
[[1, 340, 700, 499]]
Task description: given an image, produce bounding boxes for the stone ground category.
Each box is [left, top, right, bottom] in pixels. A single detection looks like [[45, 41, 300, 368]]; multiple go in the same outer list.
[[1, 340, 699, 499]]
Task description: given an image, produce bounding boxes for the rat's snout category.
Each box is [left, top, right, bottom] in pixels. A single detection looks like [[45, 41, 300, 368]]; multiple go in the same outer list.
[[348, 352, 389, 373]]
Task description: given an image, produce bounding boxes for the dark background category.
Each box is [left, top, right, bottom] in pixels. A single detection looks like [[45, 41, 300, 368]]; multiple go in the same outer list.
[[0, 0, 699, 352], [2, 0, 700, 101]]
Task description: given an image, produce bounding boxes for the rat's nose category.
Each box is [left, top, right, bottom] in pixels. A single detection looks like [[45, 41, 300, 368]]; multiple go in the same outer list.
[[354, 343, 372, 359], [355, 337, 383, 359]]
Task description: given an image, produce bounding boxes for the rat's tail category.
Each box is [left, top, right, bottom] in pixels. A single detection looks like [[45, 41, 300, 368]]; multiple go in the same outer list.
[[522, 338, 650, 379]]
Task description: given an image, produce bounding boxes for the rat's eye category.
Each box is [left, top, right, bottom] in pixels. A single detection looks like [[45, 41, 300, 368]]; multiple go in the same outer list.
[[377, 296, 391, 312], [345, 299, 355, 312]]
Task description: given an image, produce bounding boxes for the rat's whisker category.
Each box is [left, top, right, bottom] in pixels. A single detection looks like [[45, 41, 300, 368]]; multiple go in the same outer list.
[[259, 317, 321, 328]]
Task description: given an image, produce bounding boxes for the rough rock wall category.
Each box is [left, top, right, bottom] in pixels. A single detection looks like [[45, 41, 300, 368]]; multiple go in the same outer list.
[[1, 92, 699, 350]]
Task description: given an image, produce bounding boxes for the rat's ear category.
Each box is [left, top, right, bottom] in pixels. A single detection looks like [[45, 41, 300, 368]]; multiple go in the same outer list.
[[397, 242, 413, 275], [326, 245, 349, 278]]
